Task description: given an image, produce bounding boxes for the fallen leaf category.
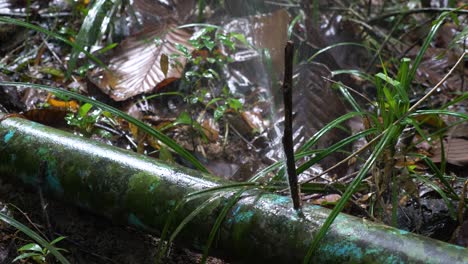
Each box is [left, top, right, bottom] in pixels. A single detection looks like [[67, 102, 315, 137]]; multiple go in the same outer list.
[[90, 24, 193, 101], [432, 137, 468, 166]]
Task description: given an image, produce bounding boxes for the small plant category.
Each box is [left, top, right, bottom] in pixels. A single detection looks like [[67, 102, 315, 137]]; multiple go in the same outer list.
[[0, 212, 70, 264], [65, 102, 113, 137], [14, 237, 68, 264], [173, 26, 246, 122]]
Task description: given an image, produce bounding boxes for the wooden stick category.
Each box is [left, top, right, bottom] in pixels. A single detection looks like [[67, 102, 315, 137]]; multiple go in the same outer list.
[[282, 41, 301, 210]]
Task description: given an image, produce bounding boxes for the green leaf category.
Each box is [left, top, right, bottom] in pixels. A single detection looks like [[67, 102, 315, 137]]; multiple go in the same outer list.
[[174, 112, 192, 126], [206, 57, 216, 63], [13, 252, 44, 263], [227, 98, 242, 112], [203, 39, 216, 51], [201, 189, 245, 263], [410, 110, 468, 120], [408, 12, 450, 83], [50, 236, 66, 246], [78, 103, 93, 118], [376, 72, 400, 88], [230, 33, 248, 46], [206, 98, 223, 108], [214, 105, 227, 121], [412, 173, 456, 220], [299, 112, 363, 152], [176, 43, 191, 58], [68, 0, 117, 76], [18, 243, 42, 252], [159, 145, 173, 162], [297, 129, 376, 174], [0, 212, 70, 264], [202, 70, 215, 79], [307, 42, 372, 63]]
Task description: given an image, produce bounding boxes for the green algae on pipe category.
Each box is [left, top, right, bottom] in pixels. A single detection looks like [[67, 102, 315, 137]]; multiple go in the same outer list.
[[0, 115, 467, 263]]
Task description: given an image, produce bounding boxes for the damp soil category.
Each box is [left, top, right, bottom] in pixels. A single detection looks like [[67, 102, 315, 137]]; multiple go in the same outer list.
[[0, 181, 228, 264]]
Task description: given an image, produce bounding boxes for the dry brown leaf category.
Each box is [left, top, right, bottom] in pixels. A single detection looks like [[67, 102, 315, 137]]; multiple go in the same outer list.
[[432, 137, 468, 166], [292, 63, 349, 173], [133, 0, 195, 24], [311, 194, 341, 206], [160, 53, 169, 78]]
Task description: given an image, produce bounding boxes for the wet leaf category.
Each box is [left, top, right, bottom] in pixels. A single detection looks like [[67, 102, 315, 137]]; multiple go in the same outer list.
[[159, 145, 173, 162], [432, 137, 468, 166], [160, 53, 169, 78], [199, 115, 219, 142], [133, 0, 195, 24], [68, 0, 117, 76], [17, 243, 42, 253], [47, 97, 79, 112], [311, 194, 342, 206], [290, 63, 349, 172], [90, 24, 193, 101], [23, 108, 68, 127]]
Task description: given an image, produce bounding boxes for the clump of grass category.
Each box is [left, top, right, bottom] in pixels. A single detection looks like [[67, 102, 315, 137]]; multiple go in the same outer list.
[[303, 10, 467, 262]]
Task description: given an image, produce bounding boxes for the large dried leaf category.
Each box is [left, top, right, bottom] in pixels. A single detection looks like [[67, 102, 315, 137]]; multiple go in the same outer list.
[[133, 0, 195, 24], [413, 48, 464, 91], [90, 24, 193, 101], [266, 63, 349, 174], [292, 63, 349, 154], [432, 122, 468, 166]]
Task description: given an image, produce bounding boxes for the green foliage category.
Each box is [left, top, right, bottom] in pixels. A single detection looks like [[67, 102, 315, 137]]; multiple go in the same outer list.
[[14, 237, 68, 264], [302, 10, 466, 263], [0, 17, 105, 70], [68, 0, 122, 76], [65, 103, 112, 136], [175, 26, 244, 122], [0, 212, 70, 264]]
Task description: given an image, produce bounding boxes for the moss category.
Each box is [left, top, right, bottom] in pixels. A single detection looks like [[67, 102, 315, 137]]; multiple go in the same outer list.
[[124, 172, 162, 225]]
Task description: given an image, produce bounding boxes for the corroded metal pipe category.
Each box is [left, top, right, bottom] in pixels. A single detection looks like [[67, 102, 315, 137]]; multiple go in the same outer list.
[[0, 115, 467, 263]]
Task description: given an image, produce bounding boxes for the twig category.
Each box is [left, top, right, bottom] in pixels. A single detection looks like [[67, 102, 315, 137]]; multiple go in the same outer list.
[[462, 37, 466, 92], [8, 203, 48, 239], [282, 41, 301, 210], [0, 12, 72, 18]]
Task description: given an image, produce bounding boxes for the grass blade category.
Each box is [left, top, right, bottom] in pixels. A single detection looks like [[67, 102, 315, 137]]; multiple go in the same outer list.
[[0, 17, 105, 70], [0, 81, 208, 172], [200, 189, 246, 263], [303, 125, 400, 263], [297, 129, 376, 175], [0, 212, 70, 264], [299, 112, 363, 152], [408, 12, 450, 83], [412, 174, 457, 219], [307, 43, 371, 63], [68, 0, 118, 76]]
